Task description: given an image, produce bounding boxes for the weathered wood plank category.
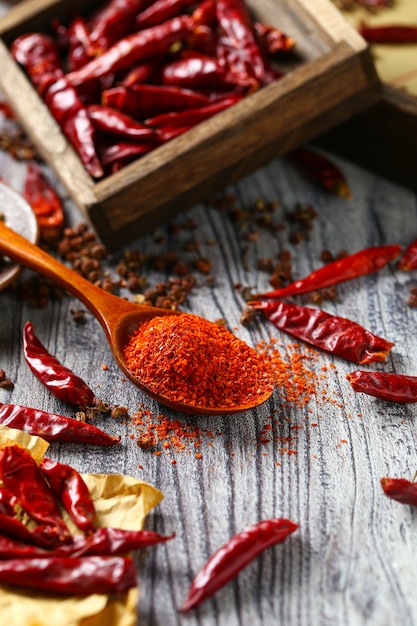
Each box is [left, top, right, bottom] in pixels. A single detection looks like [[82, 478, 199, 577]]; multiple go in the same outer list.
[[1, 147, 417, 625]]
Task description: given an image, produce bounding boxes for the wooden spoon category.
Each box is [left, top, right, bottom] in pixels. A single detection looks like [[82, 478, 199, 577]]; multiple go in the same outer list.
[[0, 220, 273, 415]]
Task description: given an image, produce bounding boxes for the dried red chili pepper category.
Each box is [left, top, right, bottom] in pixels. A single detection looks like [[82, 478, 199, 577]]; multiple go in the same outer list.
[[156, 125, 192, 142], [252, 244, 401, 300], [23, 161, 65, 241], [67, 15, 194, 86], [100, 141, 155, 171], [102, 83, 210, 119], [192, 0, 216, 27], [0, 513, 39, 545], [161, 53, 228, 88], [253, 21, 296, 55], [359, 22, 417, 44], [66, 16, 94, 71], [347, 370, 417, 403], [0, 403, 121, 446], [60, 526, 176, 557], [87, 104, 159, 141], [11, 32, 62, 91], [0, 495, 59, 549], [11, 33, 103, 178], [0, 526, 173, 559], [288, 147, 351, 197], [42, 77, 104, 176], [0, 526, 174, 558], [0, 533, 52, 559], [160, 54, 253, 90], [52, 15, 91, 71], [0, 444, 70, 544], [88, 0, 151, 52], [187, 24, 218, 56], [252, 300, 394, 364], [398, 238, 417, 271], [53, 16, 101, 103], [23, 321, 96, 408], [145, 96, 242, 129], [381, 477, 417, 506], [121, 55, 163, 85], [182, 518, 298, 612], [0, 512, 61, 549], [215, 0, 266, 82], [39, 458, 97, 533], [0, 488, 17, 516], [0, 555, 137, 595], [136, 0, 196, 29]]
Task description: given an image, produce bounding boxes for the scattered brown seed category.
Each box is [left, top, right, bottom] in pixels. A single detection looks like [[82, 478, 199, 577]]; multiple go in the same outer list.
[[240, 305, 259, 327], [0, 379, 14, 390]]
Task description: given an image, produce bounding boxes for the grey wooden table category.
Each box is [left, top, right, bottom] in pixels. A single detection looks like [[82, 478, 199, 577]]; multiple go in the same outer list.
[[1, 7, 417, 626]]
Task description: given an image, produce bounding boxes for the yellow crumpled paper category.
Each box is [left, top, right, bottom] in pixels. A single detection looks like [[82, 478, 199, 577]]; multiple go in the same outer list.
[[0, 426, 165, 626]]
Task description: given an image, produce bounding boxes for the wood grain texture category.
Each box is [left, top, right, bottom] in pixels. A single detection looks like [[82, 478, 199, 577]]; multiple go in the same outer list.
[[2, 142, 417, 625]]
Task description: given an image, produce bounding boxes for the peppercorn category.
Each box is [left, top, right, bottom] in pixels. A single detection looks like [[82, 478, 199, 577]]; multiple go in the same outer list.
[[407, 287, 417, 308], [257, 258, 274, 273], [240, 305, 260, 327], [69, 308, 87, 323], [195, 258, 212, 274], [0, 369, 14, 390]]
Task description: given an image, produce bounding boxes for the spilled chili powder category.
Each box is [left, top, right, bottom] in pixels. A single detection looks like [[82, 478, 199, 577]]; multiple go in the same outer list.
[[127, 333, 341, 460], [255, 337, 318, 408], [131, 405, 220, 457], [123, 313, 274, 410]]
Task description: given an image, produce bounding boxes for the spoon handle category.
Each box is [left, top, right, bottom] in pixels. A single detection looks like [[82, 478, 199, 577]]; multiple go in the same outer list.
[[0, 221, 133, 330]]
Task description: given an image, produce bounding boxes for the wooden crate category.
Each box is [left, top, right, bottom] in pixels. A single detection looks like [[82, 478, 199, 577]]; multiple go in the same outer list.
[[0, 0, 380, 249]]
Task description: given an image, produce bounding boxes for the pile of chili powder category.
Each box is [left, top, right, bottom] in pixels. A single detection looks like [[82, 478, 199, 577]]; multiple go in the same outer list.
[[123, 312, 275, 409]]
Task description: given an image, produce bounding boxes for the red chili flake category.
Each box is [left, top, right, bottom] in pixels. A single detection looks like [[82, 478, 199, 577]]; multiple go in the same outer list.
[[255, 337, 318, 408]]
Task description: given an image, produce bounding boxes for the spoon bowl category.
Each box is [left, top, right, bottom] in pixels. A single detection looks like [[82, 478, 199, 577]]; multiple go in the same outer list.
[[0, 214, 274, 415]]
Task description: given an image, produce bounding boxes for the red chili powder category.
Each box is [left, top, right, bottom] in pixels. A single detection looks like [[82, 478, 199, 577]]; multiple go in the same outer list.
[[123, 313, 274, 409], [129, 335, 338, 457], [132, 406, 219, 454], [255, 337, 318, 408]]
